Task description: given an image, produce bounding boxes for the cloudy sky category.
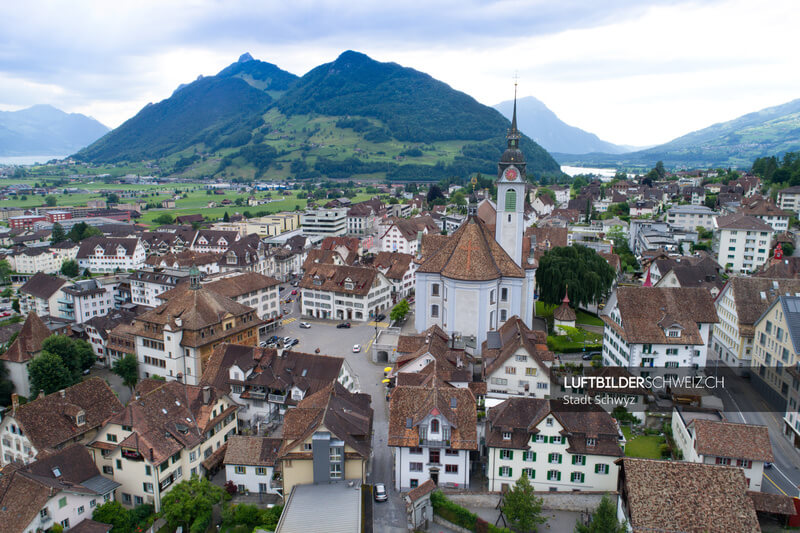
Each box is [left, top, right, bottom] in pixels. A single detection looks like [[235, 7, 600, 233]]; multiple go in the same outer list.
[[1, 0, 798, 146]]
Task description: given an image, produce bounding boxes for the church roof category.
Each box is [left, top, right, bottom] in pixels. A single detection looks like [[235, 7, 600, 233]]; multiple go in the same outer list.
[[416, 216, 524, 281]]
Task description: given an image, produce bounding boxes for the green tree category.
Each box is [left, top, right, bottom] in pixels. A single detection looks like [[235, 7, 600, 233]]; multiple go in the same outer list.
[[106, 193, 120, 204], [160, 476, 224, 533], [45, 195, 57, 207], [0, 259, 12, 285], [782, 242, 795, 256], [42, 335, 95, 379], [92, 501, 133, 532], [11, 299, 20, 313], [223, 211, 230, 222], [575, 495, 627, 533], [0, 361, 14, 406], [536, 246, 616, 308], [536, 187, 556, 204], [50, 222, 66, 244], [112, 353, 139, 392], [152, 213, 175, 226], [426, 184, 444, 204], [390, 299, 410, 322], [28, 351, 74, 395], [503, 473, 546, 532], [654, 160, 666, 180], [61, 259, 79, 278]]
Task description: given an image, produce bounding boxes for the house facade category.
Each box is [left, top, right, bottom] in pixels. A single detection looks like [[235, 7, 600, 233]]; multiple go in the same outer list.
[[223, 436, 283, 495], [750, 294, 800, 410], [19, 272, 69, 317], [300, 264, 393, 321], [300, 208, 348, 236], [77, 237, 146, 273], [714, 212, 773, 274]]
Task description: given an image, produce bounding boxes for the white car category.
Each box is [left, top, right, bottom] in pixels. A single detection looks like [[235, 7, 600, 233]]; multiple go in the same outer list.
[[352, 344, 361, 353], [299, 322, 311, 329]]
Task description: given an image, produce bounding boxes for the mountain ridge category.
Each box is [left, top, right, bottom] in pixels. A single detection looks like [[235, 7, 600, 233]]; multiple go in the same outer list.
[[0, 105, 109, 156]]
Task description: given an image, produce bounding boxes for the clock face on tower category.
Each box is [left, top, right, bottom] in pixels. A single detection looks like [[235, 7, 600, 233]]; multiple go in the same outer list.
[[503, 167, 518, 181]]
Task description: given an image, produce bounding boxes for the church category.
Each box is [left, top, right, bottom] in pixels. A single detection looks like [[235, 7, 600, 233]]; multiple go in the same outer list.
[[414, 97, 537, 351]]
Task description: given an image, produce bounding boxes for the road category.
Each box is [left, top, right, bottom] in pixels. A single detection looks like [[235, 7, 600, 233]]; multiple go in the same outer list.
[[274, 285, 408, 532], [714, 364, 800, 496]]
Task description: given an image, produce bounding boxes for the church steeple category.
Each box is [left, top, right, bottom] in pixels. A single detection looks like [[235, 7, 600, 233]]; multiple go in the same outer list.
[[508, 83, 520, 150], [498, 83, 526, 181], [495, 82, 527, 266]]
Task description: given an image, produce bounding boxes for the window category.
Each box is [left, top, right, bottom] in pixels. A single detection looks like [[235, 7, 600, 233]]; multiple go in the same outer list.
[[505, 189, 517, 212], [505, 366, 516, 375], [116, 459, 123, 470], [501, 288, 508, 302], [533, 435, 546, 443], [525, 367, 537, 376], [107, 433, 118, 443], [410, 479, 419, 488], [550, 436, 563, 444], [499, 466, 512, 477], [409, 462, 423, 472], [572, 455, 586, 466], [715, 457, 731, 465], [430, 419, 440, 433], [522, 468, 535, 479], [547, 470, 561, 481], [500, 309, 507, 321], [586, 438, 596, 447], [502, 432, 512, 440], [90, 499, 97, 508], [135, 496, 143, 506], [446, 449, 460, 456], [61, 519, 70, 529], [571, 472, 585, 483], [40, 508, 49, 519], [330, 463, 342, 479], [595, 464, 609, 474], [329, 447, 342, 462], [500, 449, 514, 460], [303, 443, 313, 452], [431, 284, 440, 297], [546, 418, 554, 427], [102, 465, 113, 475], [490, 289, 496, 304], [122, 493, 132, 505], [548, 453, 562, 464], [409, 447, 423, 455], [431, 304, 439, 318], [736, 459, 752, 468], [445, 464, 458, 473], [515, 354, 527, 362], [256, 467, 267, 476], [429, 449, 441, 464], [523, 451, 536, 462], [59, 496, 67, 508], [143, 482, 154, 493], [235, 466, 246, 474]]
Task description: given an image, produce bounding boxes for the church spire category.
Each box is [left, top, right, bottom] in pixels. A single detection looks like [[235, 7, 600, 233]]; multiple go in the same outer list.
[[506, 82, 520, 150]]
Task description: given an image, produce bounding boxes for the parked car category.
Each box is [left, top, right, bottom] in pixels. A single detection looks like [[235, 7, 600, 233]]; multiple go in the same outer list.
[[291, 281, 299, 287], [267, 335, 279, 344], [375, 313, 386, 322], [582, 351, 601, 361], [286, 338, 299, 348], [299, 322, 311, 329], [259, 341, 268, 347], [291, 289, 298, 295], [352, 344, 361, 353], [336, 322, 351, 329], [373, 483, 388, 502]]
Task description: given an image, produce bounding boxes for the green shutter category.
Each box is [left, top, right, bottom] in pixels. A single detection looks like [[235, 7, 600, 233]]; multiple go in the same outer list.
[[509, 450, 513, 460], [581, 456, 586, 465], [557, 471, 562, 481], [595, 464, 600, 473], [499, 466, 504, 477], [572, 455, 578, 465], [531, 452, 536, 461], [530, 469, 535, 479], [558, 454, 562, 464], [508, 468, 513, 477], [549, 436, 555, 443]]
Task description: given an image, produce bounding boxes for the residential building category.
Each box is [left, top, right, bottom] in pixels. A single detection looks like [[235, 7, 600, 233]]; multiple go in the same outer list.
[[370, 251, 416, 302], [381, 216, 439, 255], [0, 444, 120, 533], [393, 327, 474, 388], [190, 230, 241, 254], [278, 382, 373, 496], [88, 380, 238, 511], [0, 313, 53, 399], [131, 270, 262, 385], [145, 250, 222, 275], [389, 383, 477, 490], [300, 264, 393, 321], [0, 378, 123, 465], [200, 343, 358, 426], [617, 458, 760, 533], [777, 185, 800, 216], [9, 215, 46, 230], [300, 208, 347, 237], [785, 367, 800, 451], [711, 277, 800, 369], [223, 436, 282, 495], [740, 196, 791, 232], [751, 294, 800, 410], [346, 202, 380, 236], [77, 237, 146, 273], [82, 309, 138, 366], [129, 267, 191, 307], [481, 317, 554, 398], [60, 277, 119, 324], [666, 205, 717, 231], [199, 271, 281, 326], [486, 398, 622, 492], [714, 212, 773, 274], [671, 407, 772, 491], [19, 272, 69, 317], [601, 287, 718, 369]]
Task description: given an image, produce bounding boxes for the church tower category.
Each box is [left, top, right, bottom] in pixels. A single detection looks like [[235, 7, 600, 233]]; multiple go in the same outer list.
[[495, 85, 527, 265]]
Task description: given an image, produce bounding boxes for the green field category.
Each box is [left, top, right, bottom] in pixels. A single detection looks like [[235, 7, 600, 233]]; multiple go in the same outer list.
[[622, 426, 665, 459], [535, 301, 604, 326]]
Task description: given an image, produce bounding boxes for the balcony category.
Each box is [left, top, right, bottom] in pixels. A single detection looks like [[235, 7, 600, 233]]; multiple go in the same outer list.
[[268, 393, 287, 404], [247, 391, 266, 400]]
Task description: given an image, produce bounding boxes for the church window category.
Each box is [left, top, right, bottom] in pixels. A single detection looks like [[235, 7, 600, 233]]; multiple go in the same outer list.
[[490, 311, 495, 330], [490, 290, 496, 304], [431, 304, 439, 318], [431, 284, 440, 297], [500, 309, 507, 322], [501, 288, 508, 302], [505, 189, 517, 212]]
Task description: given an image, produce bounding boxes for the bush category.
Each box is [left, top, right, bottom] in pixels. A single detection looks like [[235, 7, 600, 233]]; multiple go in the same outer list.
[[430, 491, 511, 533], [659, 443, 672, 458]]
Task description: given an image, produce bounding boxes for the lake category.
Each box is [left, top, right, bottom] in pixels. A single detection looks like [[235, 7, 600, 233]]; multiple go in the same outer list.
[[561, 165, 618, 178], [0, 155, 67, 165]]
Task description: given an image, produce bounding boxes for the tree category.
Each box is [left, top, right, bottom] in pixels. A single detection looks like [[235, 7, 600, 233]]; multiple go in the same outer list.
[[575, 495, 627, 533], [160, 476, 224, 533], [61, 259, 79, 278], [390, 299, 410, 322], [503, 473, 546, 532], [0, 361, 14, 406], [28, 351, 73, 395], [654, 160, 666, 180], [92, 501, 133, 532], [45, 195, 57, 207], [536, 187, 556, 204], [223, 211, 230, 222], [152, 213, 175, 226], [426, 184, 444, 204], [536, 246, 616, 308], [0, 259, 11, 285], [50, 222, 66, 244], [106, 193, 120, 204], [42, 335, 95, 379], [112, 354, 139, 392]]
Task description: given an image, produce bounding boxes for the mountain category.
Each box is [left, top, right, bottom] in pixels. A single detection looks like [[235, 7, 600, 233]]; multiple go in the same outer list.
[[0, 105, 109, 156], [493, 96, 631, 154], [555, 98, 800, 169], [76, 51, 562, 181]]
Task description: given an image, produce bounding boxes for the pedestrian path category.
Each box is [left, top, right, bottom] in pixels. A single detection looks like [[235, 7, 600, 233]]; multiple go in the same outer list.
[[368, 321, 390, 328], [282, 317, 297, 325]]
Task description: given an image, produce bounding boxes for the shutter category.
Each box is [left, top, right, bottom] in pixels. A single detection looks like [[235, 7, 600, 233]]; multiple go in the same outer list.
[[557, 471, 561, 481], [531, 452, 536, 461], [581, 456, 586, 465], [549, 436, 555, 443], [558, 454, 562, 464], [508, 468, 513, 477], [572, 456, 577, 465], [530, 469, 535, 479], [509, 451, 513, 460], [499, 466, 503, 477], [595, 464, 600, 473]]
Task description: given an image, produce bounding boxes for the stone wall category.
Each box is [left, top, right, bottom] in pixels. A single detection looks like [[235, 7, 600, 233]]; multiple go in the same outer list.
[[443, 490, 616, 512]]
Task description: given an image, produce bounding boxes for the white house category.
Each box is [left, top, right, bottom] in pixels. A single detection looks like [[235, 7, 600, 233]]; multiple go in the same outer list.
[[381, 216, 439, 255], [714, 212, 773, 274], [671, 407, 773, 491], [740, 197, 791, 233], [189, 229, 241, 254], [60, 277, 119, 324], [0, 444, 120, 533], [19, 272, 69, 317], [129, 267, 191, 307], [300, 208, 348, 236], [389, 384, 477, 491], [300, 264, 393, 321], [486, 398, 623, 492], [77, 237, 146, 273], [371, 251, 416, 302], [223, 436, 283, 495], [602, 287, 718, 369], [777, 185, 800, 216], [666, 205, 717, 231]]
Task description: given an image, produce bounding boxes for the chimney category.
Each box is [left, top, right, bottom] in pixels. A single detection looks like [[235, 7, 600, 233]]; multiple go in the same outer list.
[[59, 389, 66, 398], [202, 386, 211, 405], [150, 448, 154, 462]]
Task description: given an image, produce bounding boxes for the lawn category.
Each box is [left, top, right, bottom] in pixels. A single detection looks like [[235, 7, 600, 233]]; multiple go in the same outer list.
[[535, 301, 603, 326], [622, 426, 665, 459], [546, 329, 602, 353]]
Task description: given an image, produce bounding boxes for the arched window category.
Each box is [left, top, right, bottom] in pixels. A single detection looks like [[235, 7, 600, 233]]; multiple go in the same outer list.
[[430, 419, 440, 433], [505, 189, 517, 212]]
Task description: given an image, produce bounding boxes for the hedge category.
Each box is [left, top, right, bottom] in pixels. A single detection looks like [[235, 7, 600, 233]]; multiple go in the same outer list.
[[430, 491, 512, 533]]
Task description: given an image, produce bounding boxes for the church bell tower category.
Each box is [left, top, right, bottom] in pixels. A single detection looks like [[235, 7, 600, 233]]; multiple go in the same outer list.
[[495, 84, 527, 265]]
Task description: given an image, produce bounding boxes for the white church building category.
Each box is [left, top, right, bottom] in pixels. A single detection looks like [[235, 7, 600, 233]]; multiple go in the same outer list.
[[415, 101, 537, 352]]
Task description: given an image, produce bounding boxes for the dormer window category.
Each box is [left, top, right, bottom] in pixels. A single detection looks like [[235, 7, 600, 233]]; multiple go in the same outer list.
[[344, 277, 354, 291], [587, 438, 597, 447], [546, 417, 554, 427], [502, 431, 511, 440], [430, 419, 440, 434], [668, 329, 680, 338], [313, 276, 322, 286], [76, 411, 86, 426]]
